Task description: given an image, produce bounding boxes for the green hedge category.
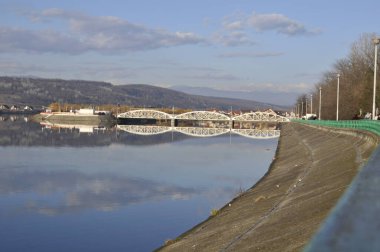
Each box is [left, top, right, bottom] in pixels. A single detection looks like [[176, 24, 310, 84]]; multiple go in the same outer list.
[[291, 119, 380, 136]]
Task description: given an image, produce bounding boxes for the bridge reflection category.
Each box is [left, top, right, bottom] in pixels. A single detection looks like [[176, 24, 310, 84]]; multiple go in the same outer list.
[[39, 121, 281, 139], [117, 125, 280, 139]]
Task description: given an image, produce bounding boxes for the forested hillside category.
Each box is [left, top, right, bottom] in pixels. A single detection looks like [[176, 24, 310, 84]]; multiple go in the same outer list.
[[0, 76, 286, 111]]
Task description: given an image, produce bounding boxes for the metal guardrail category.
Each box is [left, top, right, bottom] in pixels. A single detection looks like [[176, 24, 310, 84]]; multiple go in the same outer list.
[[291, 119, 380, 136]]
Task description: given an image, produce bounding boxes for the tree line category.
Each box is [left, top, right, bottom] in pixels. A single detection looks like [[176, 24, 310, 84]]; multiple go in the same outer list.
[[48, 102, 192, 115], [295, 33, 379, 120]]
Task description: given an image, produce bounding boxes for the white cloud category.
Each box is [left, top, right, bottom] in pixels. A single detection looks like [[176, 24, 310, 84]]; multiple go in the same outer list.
[[221, 11, 247, 31], [220, 11, 321, 37], [0, 8, 204, 54], [232, 82, 311, 93], [212, 31, 255, 47], [0, 169, 197, 215], [218, 51, 284, 58], [0, 27, 86, 54], [247, 13, 320, 36], [223, 21, 244, 31], [0, 58, 137, 81], [185, 72, 241, 81]]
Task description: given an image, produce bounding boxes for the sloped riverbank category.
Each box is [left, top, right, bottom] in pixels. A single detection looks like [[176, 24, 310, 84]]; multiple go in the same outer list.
[[158, 123, 379, 252]]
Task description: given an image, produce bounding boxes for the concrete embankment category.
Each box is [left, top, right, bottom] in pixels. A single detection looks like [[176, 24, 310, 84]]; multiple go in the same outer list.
[[158, 123, 379, 252]]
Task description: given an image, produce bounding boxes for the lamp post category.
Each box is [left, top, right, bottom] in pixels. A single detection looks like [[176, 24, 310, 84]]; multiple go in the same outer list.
[[373, 37, 380, 120], [305, 98, 308, 117], [298, 103, 300, 118], [310, 94, 313, 114], [319, 87, 322, 120], [336, 73, 340, 121]]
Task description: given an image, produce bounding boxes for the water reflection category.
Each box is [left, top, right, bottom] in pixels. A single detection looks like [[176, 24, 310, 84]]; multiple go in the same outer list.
[[0, 116, 280, 147], [0, 115, 279, 251], [0, 168, 197, 215], [41, 121, 108, 134], [117, 125, 280, 139]]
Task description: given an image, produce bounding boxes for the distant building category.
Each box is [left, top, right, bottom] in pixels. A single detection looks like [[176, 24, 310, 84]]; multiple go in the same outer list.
[[23, 105, 34, 111], [77, 108, 95, 115], [10, 105, 20, 111]]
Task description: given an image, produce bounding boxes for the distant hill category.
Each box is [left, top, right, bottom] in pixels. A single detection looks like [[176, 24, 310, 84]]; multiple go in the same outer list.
[[170, 85, 298, 106], [0, 76, 288, 111]]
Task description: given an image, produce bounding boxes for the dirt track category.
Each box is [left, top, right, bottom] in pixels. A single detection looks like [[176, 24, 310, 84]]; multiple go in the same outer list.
[[158, 123, 378, 252]]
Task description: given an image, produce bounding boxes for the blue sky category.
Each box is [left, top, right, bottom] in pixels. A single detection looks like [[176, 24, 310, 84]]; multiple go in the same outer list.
[[0, 0, 379, 104]]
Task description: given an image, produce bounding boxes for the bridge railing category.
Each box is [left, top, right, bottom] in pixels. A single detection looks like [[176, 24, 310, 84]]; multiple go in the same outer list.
[[292, 119, 380, 136]]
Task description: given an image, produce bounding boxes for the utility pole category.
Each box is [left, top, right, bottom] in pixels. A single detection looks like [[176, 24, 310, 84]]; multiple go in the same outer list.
[[336, 73, 340, 121], [373, 37, 380, 120], [319, 87, 322, 120]]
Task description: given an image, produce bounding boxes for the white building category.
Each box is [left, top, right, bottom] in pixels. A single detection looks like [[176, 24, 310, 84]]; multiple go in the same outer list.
[[77, 108, 95, 115]]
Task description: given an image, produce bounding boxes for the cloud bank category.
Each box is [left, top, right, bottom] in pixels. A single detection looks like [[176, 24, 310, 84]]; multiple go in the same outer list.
[[0, 169, 197, 215], [0, 8, 204, 54], [216, 11, 321, 46], [0, 8, 321, 54], [218, 51, 284, 58], [247, 13, 321, 36]]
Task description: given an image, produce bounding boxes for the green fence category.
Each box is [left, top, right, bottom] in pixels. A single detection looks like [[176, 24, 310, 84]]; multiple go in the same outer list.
[[291, 119, 380, 136]]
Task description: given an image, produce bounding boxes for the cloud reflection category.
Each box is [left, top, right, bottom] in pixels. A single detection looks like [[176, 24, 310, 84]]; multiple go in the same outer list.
[[0, 169, 197, 215]]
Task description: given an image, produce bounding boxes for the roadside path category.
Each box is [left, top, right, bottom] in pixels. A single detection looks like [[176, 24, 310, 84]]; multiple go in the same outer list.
[[158, 123, 378, 252]]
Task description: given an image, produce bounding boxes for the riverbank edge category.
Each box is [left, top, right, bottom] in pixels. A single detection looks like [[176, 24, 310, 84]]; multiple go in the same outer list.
[[156, 126, 285, 249], [32, 113, 116, 126], [157, 122, 379, 251]]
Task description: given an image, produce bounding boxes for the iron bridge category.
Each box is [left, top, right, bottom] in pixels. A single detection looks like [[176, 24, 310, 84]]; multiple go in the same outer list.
[[117, 109, 289, 122]]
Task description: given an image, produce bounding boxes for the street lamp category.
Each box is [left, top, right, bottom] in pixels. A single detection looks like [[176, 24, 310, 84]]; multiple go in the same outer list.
[[319, 87, 322, 120], [305, 98, 308, 117], [336, 73, 340, 121], [298, 103, 301, 118], [310, 94, 313, 114], [373, 37, 380, 120]]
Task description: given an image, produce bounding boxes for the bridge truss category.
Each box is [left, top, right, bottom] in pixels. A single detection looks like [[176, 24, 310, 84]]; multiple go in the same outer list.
[[118, 109, 289, 123], [118, 109, 172, 120], [232, 111, 289, 122], [174, 111, 230, 121]]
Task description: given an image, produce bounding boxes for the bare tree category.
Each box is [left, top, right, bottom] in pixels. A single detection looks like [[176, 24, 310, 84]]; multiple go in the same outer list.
[[299, 33, 379, 120]]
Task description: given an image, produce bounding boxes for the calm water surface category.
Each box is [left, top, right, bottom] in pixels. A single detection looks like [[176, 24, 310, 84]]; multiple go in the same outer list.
[[0, 117, 278, 251]]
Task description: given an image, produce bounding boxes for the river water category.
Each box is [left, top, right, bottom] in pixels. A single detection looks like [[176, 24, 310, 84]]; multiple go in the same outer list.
[[0, 116, 278, 251]]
